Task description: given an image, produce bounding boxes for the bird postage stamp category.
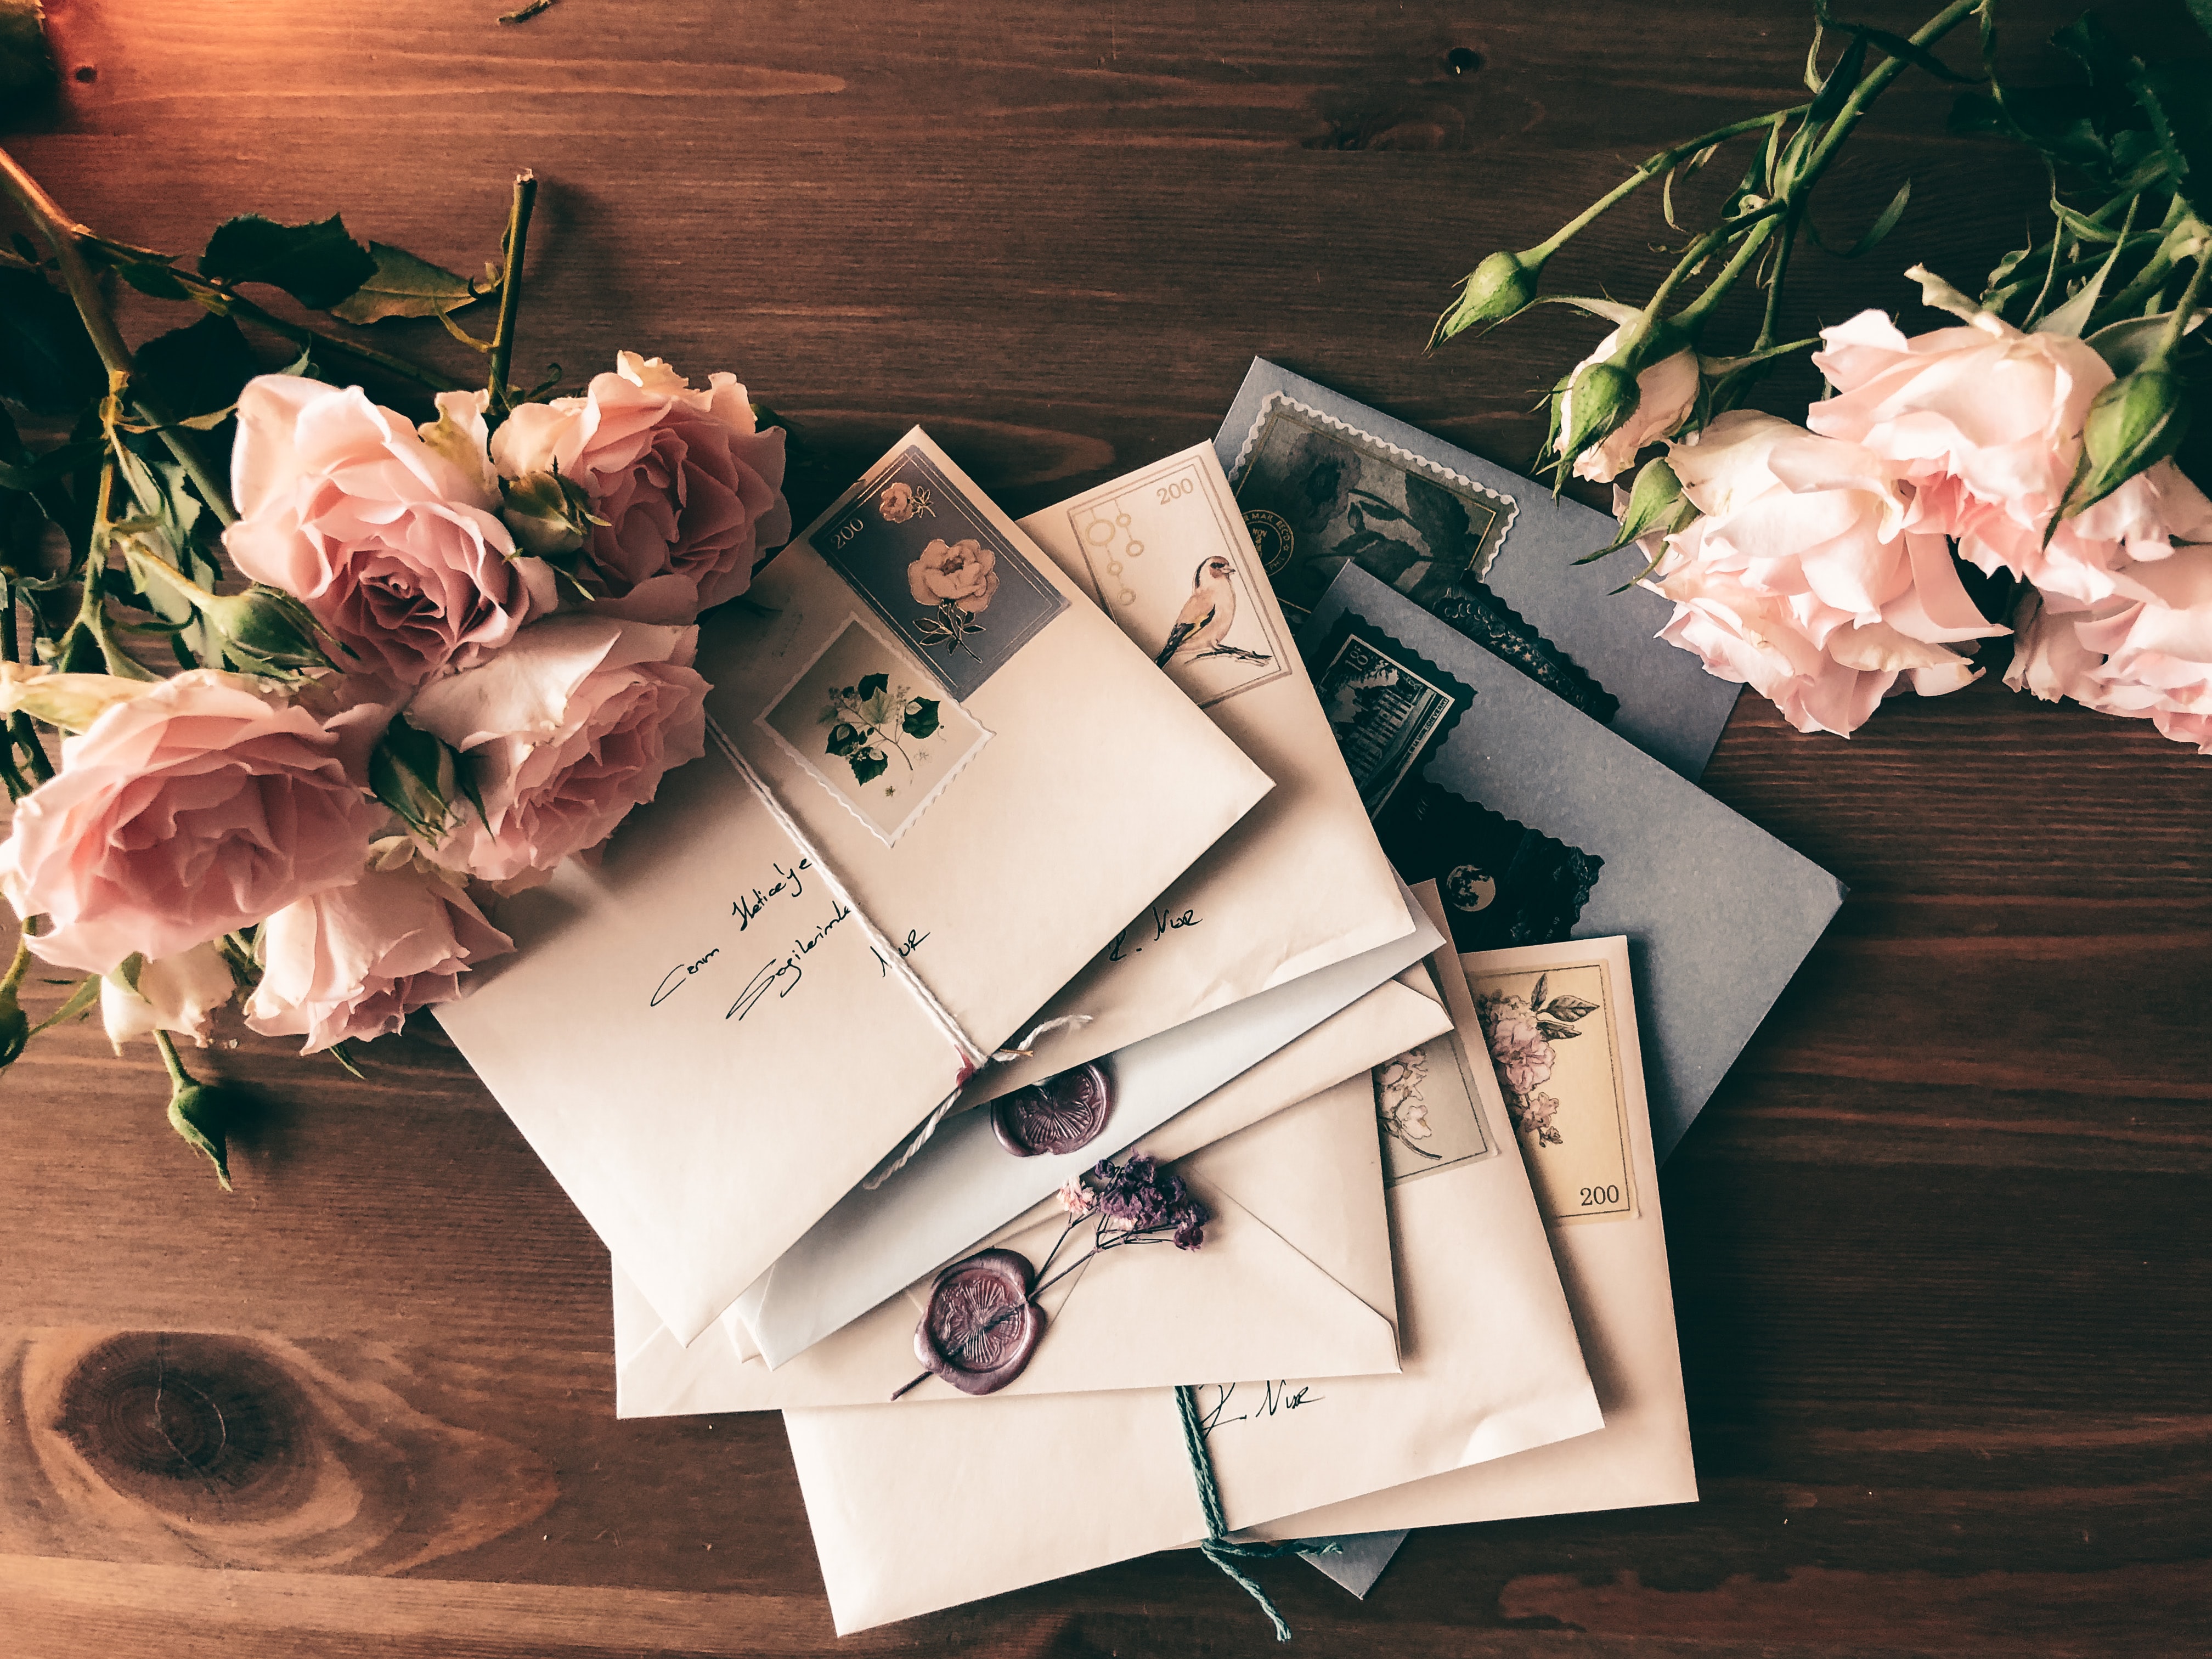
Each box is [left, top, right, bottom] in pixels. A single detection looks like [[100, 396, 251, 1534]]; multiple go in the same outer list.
[[809, 441, 1068, 703], [1462, 943, 1639, 1226], [1056, 450, 1291, 709], [1307, 612, 1473, 816]]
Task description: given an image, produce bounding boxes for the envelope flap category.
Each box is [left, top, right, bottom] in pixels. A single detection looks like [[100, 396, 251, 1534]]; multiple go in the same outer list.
[[1179, 1072, 1397, 1328]]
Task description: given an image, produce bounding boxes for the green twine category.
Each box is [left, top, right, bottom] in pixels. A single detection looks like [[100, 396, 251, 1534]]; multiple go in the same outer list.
[[1172, 1384, 1340, 1642]]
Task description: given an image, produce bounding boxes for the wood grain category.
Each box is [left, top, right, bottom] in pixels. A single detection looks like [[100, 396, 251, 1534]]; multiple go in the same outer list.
[[4, 1, 2210, 1654]]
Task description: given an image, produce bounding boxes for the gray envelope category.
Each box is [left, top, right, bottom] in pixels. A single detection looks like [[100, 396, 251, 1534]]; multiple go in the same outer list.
[[1215, 357, 1743, 781], [1303, 566, 1846, 1164]]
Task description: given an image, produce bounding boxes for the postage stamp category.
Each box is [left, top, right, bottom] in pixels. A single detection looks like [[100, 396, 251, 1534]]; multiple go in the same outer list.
[[1060, 452, 1290, 710], [810, 441, 1068, 702], [1307, 613, 1474, 817], [759, 616, 992, 846], [1375, 780, 1604, 952], [1373, 1023, 1497, 1189], [1464, 953, 1637, 1224]]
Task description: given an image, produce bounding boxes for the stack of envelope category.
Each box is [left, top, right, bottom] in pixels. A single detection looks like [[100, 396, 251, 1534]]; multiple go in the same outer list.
[[440, 369, 1847, 1634]]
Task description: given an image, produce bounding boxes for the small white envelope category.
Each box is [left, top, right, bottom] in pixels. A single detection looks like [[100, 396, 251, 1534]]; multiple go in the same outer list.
[[613, 1014, 1430, 1413], [730, 891, 1444, 1369], [962, 447, 1414, 1105], [778, 885, 1601, 1634], [1273, 934, 1696, 1545]]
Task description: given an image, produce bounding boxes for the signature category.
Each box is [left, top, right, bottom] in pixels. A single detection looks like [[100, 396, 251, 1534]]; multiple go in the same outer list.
[[1194, 1379, 1325, 1432], [729, 899, 854, 1020], [1105, 902, 1203, 963], [733, 859, 812, 932], [870, 927, 930, 975], [650, 947, 722, 1008]]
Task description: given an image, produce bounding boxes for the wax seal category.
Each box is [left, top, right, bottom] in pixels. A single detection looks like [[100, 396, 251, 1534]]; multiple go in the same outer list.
[[914, 1248, 1045, 1396], [991, 1062, 1112, 1157]]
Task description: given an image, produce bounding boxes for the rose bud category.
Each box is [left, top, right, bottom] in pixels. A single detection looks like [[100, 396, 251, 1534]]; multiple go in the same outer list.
[[200, 585, 334, 675], [1595, 455, 1695, 565], [1554, 359, 1641, 475], [368, 713, 472, 844], [166, 1074, 241, 1190], [500, 467, 600, 559], [1431, 248, 1544, 348], [2057, 366, 2188, 531], [0, 662, 158, 732]]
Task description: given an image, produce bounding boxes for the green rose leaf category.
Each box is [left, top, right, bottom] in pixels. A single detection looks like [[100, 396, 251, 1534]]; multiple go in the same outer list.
[[850, 747, 888, 785], [0, 264, 105, 415], [198, 213, 377, 311], [856, 672, 889, 699], [328, 241, 479, 325], [0, 0, 58, 106], [133, 311, 259, 422], [902, 697, 940, 740]]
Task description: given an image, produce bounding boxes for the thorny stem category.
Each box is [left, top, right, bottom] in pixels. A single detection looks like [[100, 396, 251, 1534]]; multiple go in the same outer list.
[[1528, 107, 1809, 261], [0, 144, 235, 527], [0, 577, 52, 788], [2155, 250, 2211, 364], [181, 275, 467, 393], [487, 171, 539, 417], [1670, 212, 1784, 334]]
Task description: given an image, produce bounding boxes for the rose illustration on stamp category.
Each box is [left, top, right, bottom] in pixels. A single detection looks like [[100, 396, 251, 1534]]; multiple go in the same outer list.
[[914, 1248, 1045, 1395], [991, 1062, 1112, 1157]]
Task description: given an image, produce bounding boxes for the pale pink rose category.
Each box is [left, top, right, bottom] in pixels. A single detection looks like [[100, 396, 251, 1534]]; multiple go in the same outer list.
[[1477, 996, 1554, 1096], [489, 353, 790, 619], [245, 859, 512, 1052], [1645, 412, 1999, 734], [906, 538, 998, 613], [0, 671, 383, 973], [878, 482, 918, 522], [1942, 459, 2212, 607], [100, 941, 236, 1053], [223, 378, 557, 687], [1561, 332, 1700, 484], [407, 614, 709, 882], [2006, 556, 2212, 752]]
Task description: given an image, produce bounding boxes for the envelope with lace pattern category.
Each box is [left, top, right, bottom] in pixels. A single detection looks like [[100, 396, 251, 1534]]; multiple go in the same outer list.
[[611, 987, 1435, 1414], [436, 430, 1271, 1348]]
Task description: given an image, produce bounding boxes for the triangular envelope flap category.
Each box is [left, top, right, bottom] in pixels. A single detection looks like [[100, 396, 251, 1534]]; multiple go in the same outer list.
[[1180, 1073, 1397, 1329]]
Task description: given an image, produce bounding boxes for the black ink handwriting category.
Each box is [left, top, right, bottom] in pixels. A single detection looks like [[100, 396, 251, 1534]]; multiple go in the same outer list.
[[728, 899, 853, 1020], [650, 947, 721, 1008], [732, 858, 812, 932]]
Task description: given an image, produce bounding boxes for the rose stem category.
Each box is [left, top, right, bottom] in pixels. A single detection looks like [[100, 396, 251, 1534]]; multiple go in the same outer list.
[[486, 170, 539, 417]]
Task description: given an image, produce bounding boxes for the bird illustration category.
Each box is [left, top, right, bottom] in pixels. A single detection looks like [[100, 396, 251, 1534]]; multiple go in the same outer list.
[[1154, 556, 1238, 667]]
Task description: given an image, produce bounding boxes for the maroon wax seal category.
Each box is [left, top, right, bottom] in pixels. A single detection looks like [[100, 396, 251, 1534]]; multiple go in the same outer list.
[[913, 1248, 1045, 1396], [990, 1062, 1113, 1158]]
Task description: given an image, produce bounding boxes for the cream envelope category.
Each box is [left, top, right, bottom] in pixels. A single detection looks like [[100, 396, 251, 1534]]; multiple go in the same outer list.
[[436, 431, 1271, 1346], [958, 446, 1412, 1108], [729, 900, 1447, 1370], [780, 884, 1602, 1634], [1274, 934, 1695, 1552], [613, 1037, 1414, 1414]]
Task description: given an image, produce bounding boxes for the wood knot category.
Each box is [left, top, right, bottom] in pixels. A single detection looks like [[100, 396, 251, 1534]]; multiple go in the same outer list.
[[54, 1333, 311, 1517]]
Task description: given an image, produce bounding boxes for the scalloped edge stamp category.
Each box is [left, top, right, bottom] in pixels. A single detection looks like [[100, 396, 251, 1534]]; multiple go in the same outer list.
[[1306, 610, 1474, 817], [758, 614, 992, 847]]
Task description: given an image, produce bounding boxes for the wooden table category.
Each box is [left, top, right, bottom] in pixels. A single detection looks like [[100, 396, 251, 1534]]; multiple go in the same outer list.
[[4, 2, 2208, 1653]]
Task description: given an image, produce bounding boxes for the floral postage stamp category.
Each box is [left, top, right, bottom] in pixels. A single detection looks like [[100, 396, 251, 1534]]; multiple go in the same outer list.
[[760, 616, 992, 845], [1373, 1022, 1497, 1189], [1465, 954, 1636, 1224], [809, 441, 1068, 702]]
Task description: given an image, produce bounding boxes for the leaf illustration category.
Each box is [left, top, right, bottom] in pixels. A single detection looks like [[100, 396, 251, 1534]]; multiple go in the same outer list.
[[1535, 1020, 1582, 1041], [825, 720, 863, 758], [850, 747, 888, 785], [1544, 995, 1599, 1022], [1348, 487, 1411, 523], [857, 672, 889, 699], [902, 697, 940, 740], [1530, 973, 1548, 1012]]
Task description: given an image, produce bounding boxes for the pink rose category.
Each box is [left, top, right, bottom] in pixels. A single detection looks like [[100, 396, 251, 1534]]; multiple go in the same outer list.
[[245, 856, 512, 1052], [100, 941, 237, 1053], [1477, 996, 1554, 1097], [878, 482, 918, 522], [224, 378, 556, 687], [489, 353, 790, 620], [407, 614, 709, 882], [2006, 556, 2212, 752], [906, 538, 998, 613], [0, 671, 383, 972], [1644, 411, 2000, 735], [1559, 331, 1699, 484]]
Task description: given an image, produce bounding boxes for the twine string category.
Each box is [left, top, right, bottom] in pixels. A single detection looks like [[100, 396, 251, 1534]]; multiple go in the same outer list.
[[1172, 1385, 1339, 1643]]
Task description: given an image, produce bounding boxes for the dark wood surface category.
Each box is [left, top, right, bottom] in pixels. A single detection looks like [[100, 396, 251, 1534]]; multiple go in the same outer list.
[[4, 2, 2209, 1654]]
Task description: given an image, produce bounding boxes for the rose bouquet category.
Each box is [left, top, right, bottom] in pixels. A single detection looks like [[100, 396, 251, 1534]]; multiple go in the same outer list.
[[0, 155, 792, 1183], [1432, 1, 2212, 747]]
